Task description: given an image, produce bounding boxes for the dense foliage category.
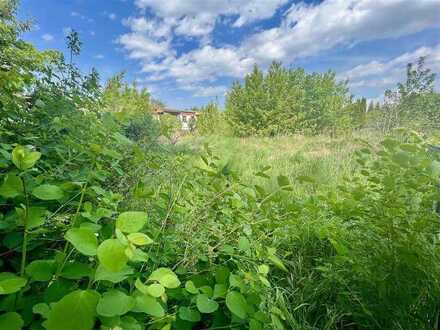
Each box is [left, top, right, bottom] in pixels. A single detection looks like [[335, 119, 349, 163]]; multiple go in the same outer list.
[[1, 1, 440, 329], [193, 102, 229, 136], [225, 62, 352, 136], [369, 57, 440, 133]]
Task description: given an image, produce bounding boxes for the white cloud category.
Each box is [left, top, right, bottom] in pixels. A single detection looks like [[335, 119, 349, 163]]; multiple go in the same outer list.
[[94, 54, 105, 59], [41, 33, 54, 42], [340, 45, 440, 90], [120, 0, 440, 98], [109, 13, 117, 20], [242, 0, 440, 64], [118, 33, 171, 61], [134, 0, 288, 37]]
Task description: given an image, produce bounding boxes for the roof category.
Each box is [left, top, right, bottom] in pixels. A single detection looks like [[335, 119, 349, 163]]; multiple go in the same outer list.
[[155, 107, 199, 115]]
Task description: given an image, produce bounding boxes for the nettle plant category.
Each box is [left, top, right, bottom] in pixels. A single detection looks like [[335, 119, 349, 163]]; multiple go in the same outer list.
[[0, 145, 277, 329]]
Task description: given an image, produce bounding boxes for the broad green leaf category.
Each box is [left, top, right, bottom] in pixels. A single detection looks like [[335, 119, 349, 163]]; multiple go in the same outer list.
[[277, 175, 290, 187], [213, 284, 227, 298], [127, 233, 153, 246], [60, 262, 91, 279], [32, 184, 64, 201], [0, 312, 23, 330], [215, 266, 230, 284], [229, 274, 245, 291], [185, 280, 198, 294], [134, 278, 149, 294], [147, 283, 165, 298], [96, 290, 135, 317], [97, 239, 128, 272], [196, 294, 218, 314], [24, 207, 47, 229], [45, 290, 100, 330], [94, 265, 133, 283], [120, 316, 142, 330], [238, 236, 251, 252], [12, 145, 41, 170], [226, 291, 248, 319], [0, 272, 27, 295], [148, 268, 180, 289], [33, 303, 51, 318], [65, 228, 98, 256], [116, 211, 147, 233], [132, 295, 165, 317], [0, 174, 23, 198], [26, 259, 56, 281], [179, 306, 201, 322]]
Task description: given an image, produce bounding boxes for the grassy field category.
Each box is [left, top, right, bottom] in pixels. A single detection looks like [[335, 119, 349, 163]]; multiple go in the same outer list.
[[181, 131, 383, 194]]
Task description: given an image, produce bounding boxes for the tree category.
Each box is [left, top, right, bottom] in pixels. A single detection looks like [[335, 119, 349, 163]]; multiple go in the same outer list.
[[376, 56, 439, 132], [66, 29, 82, 65], [196, 102, 229, 135], [225, 62, 351, 136]]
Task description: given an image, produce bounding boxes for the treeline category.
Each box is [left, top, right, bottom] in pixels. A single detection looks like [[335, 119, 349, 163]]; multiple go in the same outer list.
[[195, 59, 439, 137]]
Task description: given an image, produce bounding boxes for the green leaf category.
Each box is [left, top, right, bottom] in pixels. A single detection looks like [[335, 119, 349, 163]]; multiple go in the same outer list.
[[238, 236, 251, 253], [196, 294, 219, 314], [267, 250, 288, 272], [132, 295, 165, 317], [179, 306, 201, 322], [120, 316, 142, 330], [60, 262, 91, 279], [45, 290, 100, 330], [147, 283, 165, 298], [215, 266, 230, 284], [65, 228, 98, 256], [116, 211, 147, 233], [97, 239, 128, 272], [0, 272, 27, 295], [226, 291, 248, 319], [33, 303, 51, 318], [96, 290, 135, 317], [26, 259, 56, 281], [94, 265, 133, 283], [32, 184, 64, 201], [185, 280, 198, 294], [127, 233, 153, 246], [12, 145, 41, 170], [277, 175, 290, 187], [148, 268, 180, 289], [0, 174, 23, 198], [0, 312, 23, 330], [213, 284, 227, 298], [25, 207, 47, 229]]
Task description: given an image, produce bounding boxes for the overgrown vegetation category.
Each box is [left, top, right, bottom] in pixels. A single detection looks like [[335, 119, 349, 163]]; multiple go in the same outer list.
[[1, 1, 440, 329]]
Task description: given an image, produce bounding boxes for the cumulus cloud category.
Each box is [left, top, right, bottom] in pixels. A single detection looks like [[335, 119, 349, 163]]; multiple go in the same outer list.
[[119, 0, 440, 98], [134, 0, 288, 35], [340, 44, 440, 89], [242, 0, 440, 64]]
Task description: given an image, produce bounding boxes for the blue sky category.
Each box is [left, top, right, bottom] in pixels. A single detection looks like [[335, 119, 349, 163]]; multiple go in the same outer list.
[[19, 0, 440, 109]]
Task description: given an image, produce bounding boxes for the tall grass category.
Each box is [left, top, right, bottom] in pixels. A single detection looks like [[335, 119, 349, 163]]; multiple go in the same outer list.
[[182, 130, 383, 195]]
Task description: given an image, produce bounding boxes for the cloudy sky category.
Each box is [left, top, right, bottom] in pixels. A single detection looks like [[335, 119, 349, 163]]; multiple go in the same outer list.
[[20, 0, 440, 108]]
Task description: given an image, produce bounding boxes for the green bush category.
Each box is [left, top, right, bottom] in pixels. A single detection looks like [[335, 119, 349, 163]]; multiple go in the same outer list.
[[225, 62, 352, 136]]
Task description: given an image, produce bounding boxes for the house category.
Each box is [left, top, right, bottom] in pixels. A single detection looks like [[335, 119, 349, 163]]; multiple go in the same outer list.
[[153, 107, 199, 131]]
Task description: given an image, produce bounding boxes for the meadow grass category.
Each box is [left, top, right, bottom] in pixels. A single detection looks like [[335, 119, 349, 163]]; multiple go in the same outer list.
[[181, 130, 383, 194]]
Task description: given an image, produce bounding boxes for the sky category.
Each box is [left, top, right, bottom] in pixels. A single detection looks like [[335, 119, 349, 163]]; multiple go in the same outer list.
[[19, 0, 440, 109]]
